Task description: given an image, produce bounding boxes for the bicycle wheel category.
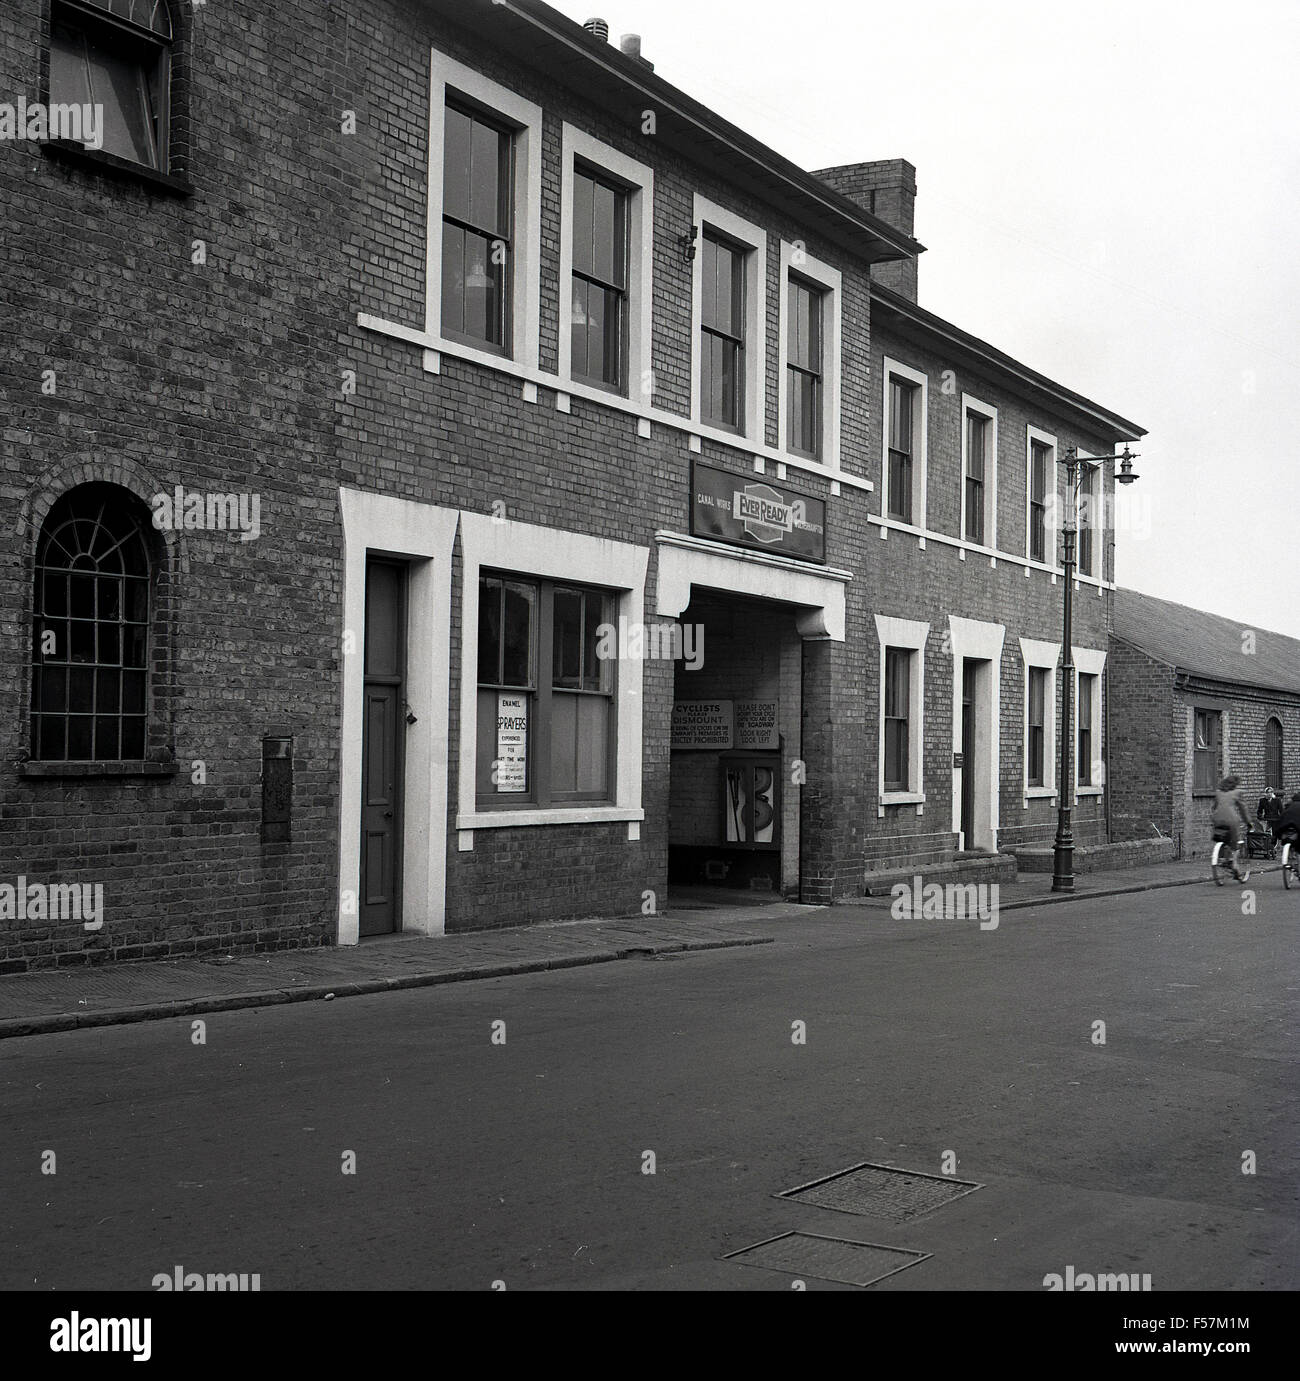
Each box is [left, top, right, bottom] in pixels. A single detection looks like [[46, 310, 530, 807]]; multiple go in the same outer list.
[[1284, 843, 1295, 890], [1235, 844, 1250, 883], [1211, 841, 1227, 886]]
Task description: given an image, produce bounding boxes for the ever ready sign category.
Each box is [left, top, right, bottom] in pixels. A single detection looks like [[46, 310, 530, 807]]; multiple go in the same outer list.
[[690, 462, 826, 564]]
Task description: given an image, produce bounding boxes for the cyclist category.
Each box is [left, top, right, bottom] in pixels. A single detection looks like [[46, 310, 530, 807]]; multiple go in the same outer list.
[[1211, 775, 1253, 881]]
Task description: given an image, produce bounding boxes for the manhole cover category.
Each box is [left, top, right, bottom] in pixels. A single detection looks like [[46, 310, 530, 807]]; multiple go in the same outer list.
[[777, 1162, 982, 1222], [724, 1231, 929, 1288]]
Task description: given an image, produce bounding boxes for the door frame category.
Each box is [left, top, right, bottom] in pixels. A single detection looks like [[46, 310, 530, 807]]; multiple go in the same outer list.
[[360, 559, 408, 936], [947, 616, 1005, 852], [339, 490, 458, 944]]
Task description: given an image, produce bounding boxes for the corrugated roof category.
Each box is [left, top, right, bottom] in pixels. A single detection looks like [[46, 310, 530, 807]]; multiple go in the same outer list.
[[1113, 588, 1300, 693]]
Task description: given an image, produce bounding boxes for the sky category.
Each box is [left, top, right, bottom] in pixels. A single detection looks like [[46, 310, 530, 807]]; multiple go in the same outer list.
[[551, 0, 1300, 639]]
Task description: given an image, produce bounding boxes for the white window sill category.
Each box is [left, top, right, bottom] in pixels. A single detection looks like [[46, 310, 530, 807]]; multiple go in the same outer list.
[[1025, 786, 1057, 800], [881, 791, 926, 807], [456, 806, 645, 830], [1076, 786, 1105, 798]]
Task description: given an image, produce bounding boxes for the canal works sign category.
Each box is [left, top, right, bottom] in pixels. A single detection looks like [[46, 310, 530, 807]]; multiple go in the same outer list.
[[690, 462, 826, 565]]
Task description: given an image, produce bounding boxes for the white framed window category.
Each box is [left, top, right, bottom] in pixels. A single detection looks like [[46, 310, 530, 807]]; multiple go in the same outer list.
[[456, 512, 648, 836], [1026, 426, 1056, 567], [882, 358, 927, 529], [558, 125, 654, 404], [1075, 450, 1104, 583], [961, 394, 997, 549], [875, 615, 929, 810], [1072, 647, 1106, 798], [690, 195, 766, 443], [778, 241, 841, 468], [425, 48, 543, 373], [1019, 638, 1060, 803]]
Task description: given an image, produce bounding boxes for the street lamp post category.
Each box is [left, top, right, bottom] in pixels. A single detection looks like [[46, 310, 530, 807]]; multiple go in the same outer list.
[[1051, 444, 1140, 893]]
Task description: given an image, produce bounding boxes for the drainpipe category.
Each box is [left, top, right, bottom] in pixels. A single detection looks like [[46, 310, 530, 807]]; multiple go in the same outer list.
[[1104, 666, 1112, 842]]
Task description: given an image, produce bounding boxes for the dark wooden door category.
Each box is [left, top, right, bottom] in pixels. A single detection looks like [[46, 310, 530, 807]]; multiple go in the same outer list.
[[960, 660, 977, 848], [360, 560, 406, 937]]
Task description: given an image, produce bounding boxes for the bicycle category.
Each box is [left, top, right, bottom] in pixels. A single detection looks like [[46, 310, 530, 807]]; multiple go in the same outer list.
[[1210, 827, 1250, 885], [1278, 829, 1300, 889]]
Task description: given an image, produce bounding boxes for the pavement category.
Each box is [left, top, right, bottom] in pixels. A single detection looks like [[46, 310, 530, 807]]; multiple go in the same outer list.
[[0, 858, 1282, 1040]]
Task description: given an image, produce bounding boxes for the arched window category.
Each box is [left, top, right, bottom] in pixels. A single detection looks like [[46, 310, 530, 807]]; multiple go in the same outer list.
[[49, 0, 174, 171], [31, 485, 153, 762], [1265, 716, 1284, 790]]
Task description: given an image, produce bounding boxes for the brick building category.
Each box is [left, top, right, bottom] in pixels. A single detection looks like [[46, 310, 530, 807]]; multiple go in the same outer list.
[[1, 0, 1146, 969], [1109, 589, 1300, 857]]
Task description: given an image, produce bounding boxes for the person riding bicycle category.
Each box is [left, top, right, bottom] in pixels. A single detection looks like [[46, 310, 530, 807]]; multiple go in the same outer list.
[[1211, 775, 1253, 880]]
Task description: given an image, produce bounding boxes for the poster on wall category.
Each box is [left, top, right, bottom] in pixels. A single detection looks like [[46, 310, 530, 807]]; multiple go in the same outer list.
[[735, 700, 779, 751], [671, 700, 733, 750], [496, 693, 528, 792]]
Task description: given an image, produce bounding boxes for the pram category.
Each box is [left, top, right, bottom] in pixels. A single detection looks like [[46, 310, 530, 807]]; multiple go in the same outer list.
[[1246, 822, 1278, 860], [1251, 790, 1287, 860]]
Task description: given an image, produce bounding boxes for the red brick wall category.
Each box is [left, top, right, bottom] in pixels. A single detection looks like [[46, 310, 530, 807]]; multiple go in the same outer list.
[[1, 0, 346, 969]]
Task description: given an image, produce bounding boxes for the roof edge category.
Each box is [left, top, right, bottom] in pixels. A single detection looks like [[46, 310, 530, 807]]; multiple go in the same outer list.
[[462, 0, 924, 264], [871, 282, 1146, 442]]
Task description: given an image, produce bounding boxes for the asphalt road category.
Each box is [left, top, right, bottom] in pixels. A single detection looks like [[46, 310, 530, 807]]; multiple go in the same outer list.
[[2, 880, 1296, 1292]]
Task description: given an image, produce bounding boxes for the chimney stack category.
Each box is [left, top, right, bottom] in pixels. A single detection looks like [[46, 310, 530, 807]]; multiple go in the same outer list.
[[583, 18, 609, 41], [813, 159, 919, 302], [619, 33, 654, 70]]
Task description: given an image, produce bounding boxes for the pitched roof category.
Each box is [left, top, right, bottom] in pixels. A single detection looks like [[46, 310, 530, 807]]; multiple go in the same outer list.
[[1113, 588, 1300, 693]]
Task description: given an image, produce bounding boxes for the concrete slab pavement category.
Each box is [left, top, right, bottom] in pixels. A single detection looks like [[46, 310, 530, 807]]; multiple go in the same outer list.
[[839, 857, 1286, 911], [2, 856, 1287, 1041], [0, 903, 814, 1040]]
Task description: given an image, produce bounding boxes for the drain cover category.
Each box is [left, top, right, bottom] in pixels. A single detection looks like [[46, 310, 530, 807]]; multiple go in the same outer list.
[[724, 1231, 929, 1287], [777, 1162, 982, 1222]]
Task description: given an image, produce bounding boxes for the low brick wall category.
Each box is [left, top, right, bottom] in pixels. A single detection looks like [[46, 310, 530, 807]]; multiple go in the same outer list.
[[1009, 836, 1176, 874]]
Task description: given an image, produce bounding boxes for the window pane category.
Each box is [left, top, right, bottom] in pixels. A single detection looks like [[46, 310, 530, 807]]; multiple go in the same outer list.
[[966, 477, 984, 544], [701, 235, 718, 327], [39, 666, 66, 714], [553, 588, 583, 688], [84, 34, 156, 167], [443, 105, 472, 222], [890, 380, 912, 452], [441, 224, 465, 337], [585, 286, 605, 380], [476, 686, 530, 798], [1029, 669, 1045, 726], [121, 717, 145, 759], [966, 414, 985, 479], [550, 691, 610, 797], [713, 241, 734, 332], [477, 576, 502, 683], [788, 370, 809, 454], [500, 581, 535, 687], [591, 179, 617, 285], [49, 30, 92, 109], [470, 117, 505, 233], [600, 286, 621, 388], [574, 170, 596, 279], [68, 715, 94, 760], [462, 230, 491, 342]]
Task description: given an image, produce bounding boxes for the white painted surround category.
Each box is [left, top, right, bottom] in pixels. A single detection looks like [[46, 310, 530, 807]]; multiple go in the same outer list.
[[654, 532, 849, 641], [948, 615, 1006, 850], [455, 512, 649, 841], [338, 489, 459, 944]]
